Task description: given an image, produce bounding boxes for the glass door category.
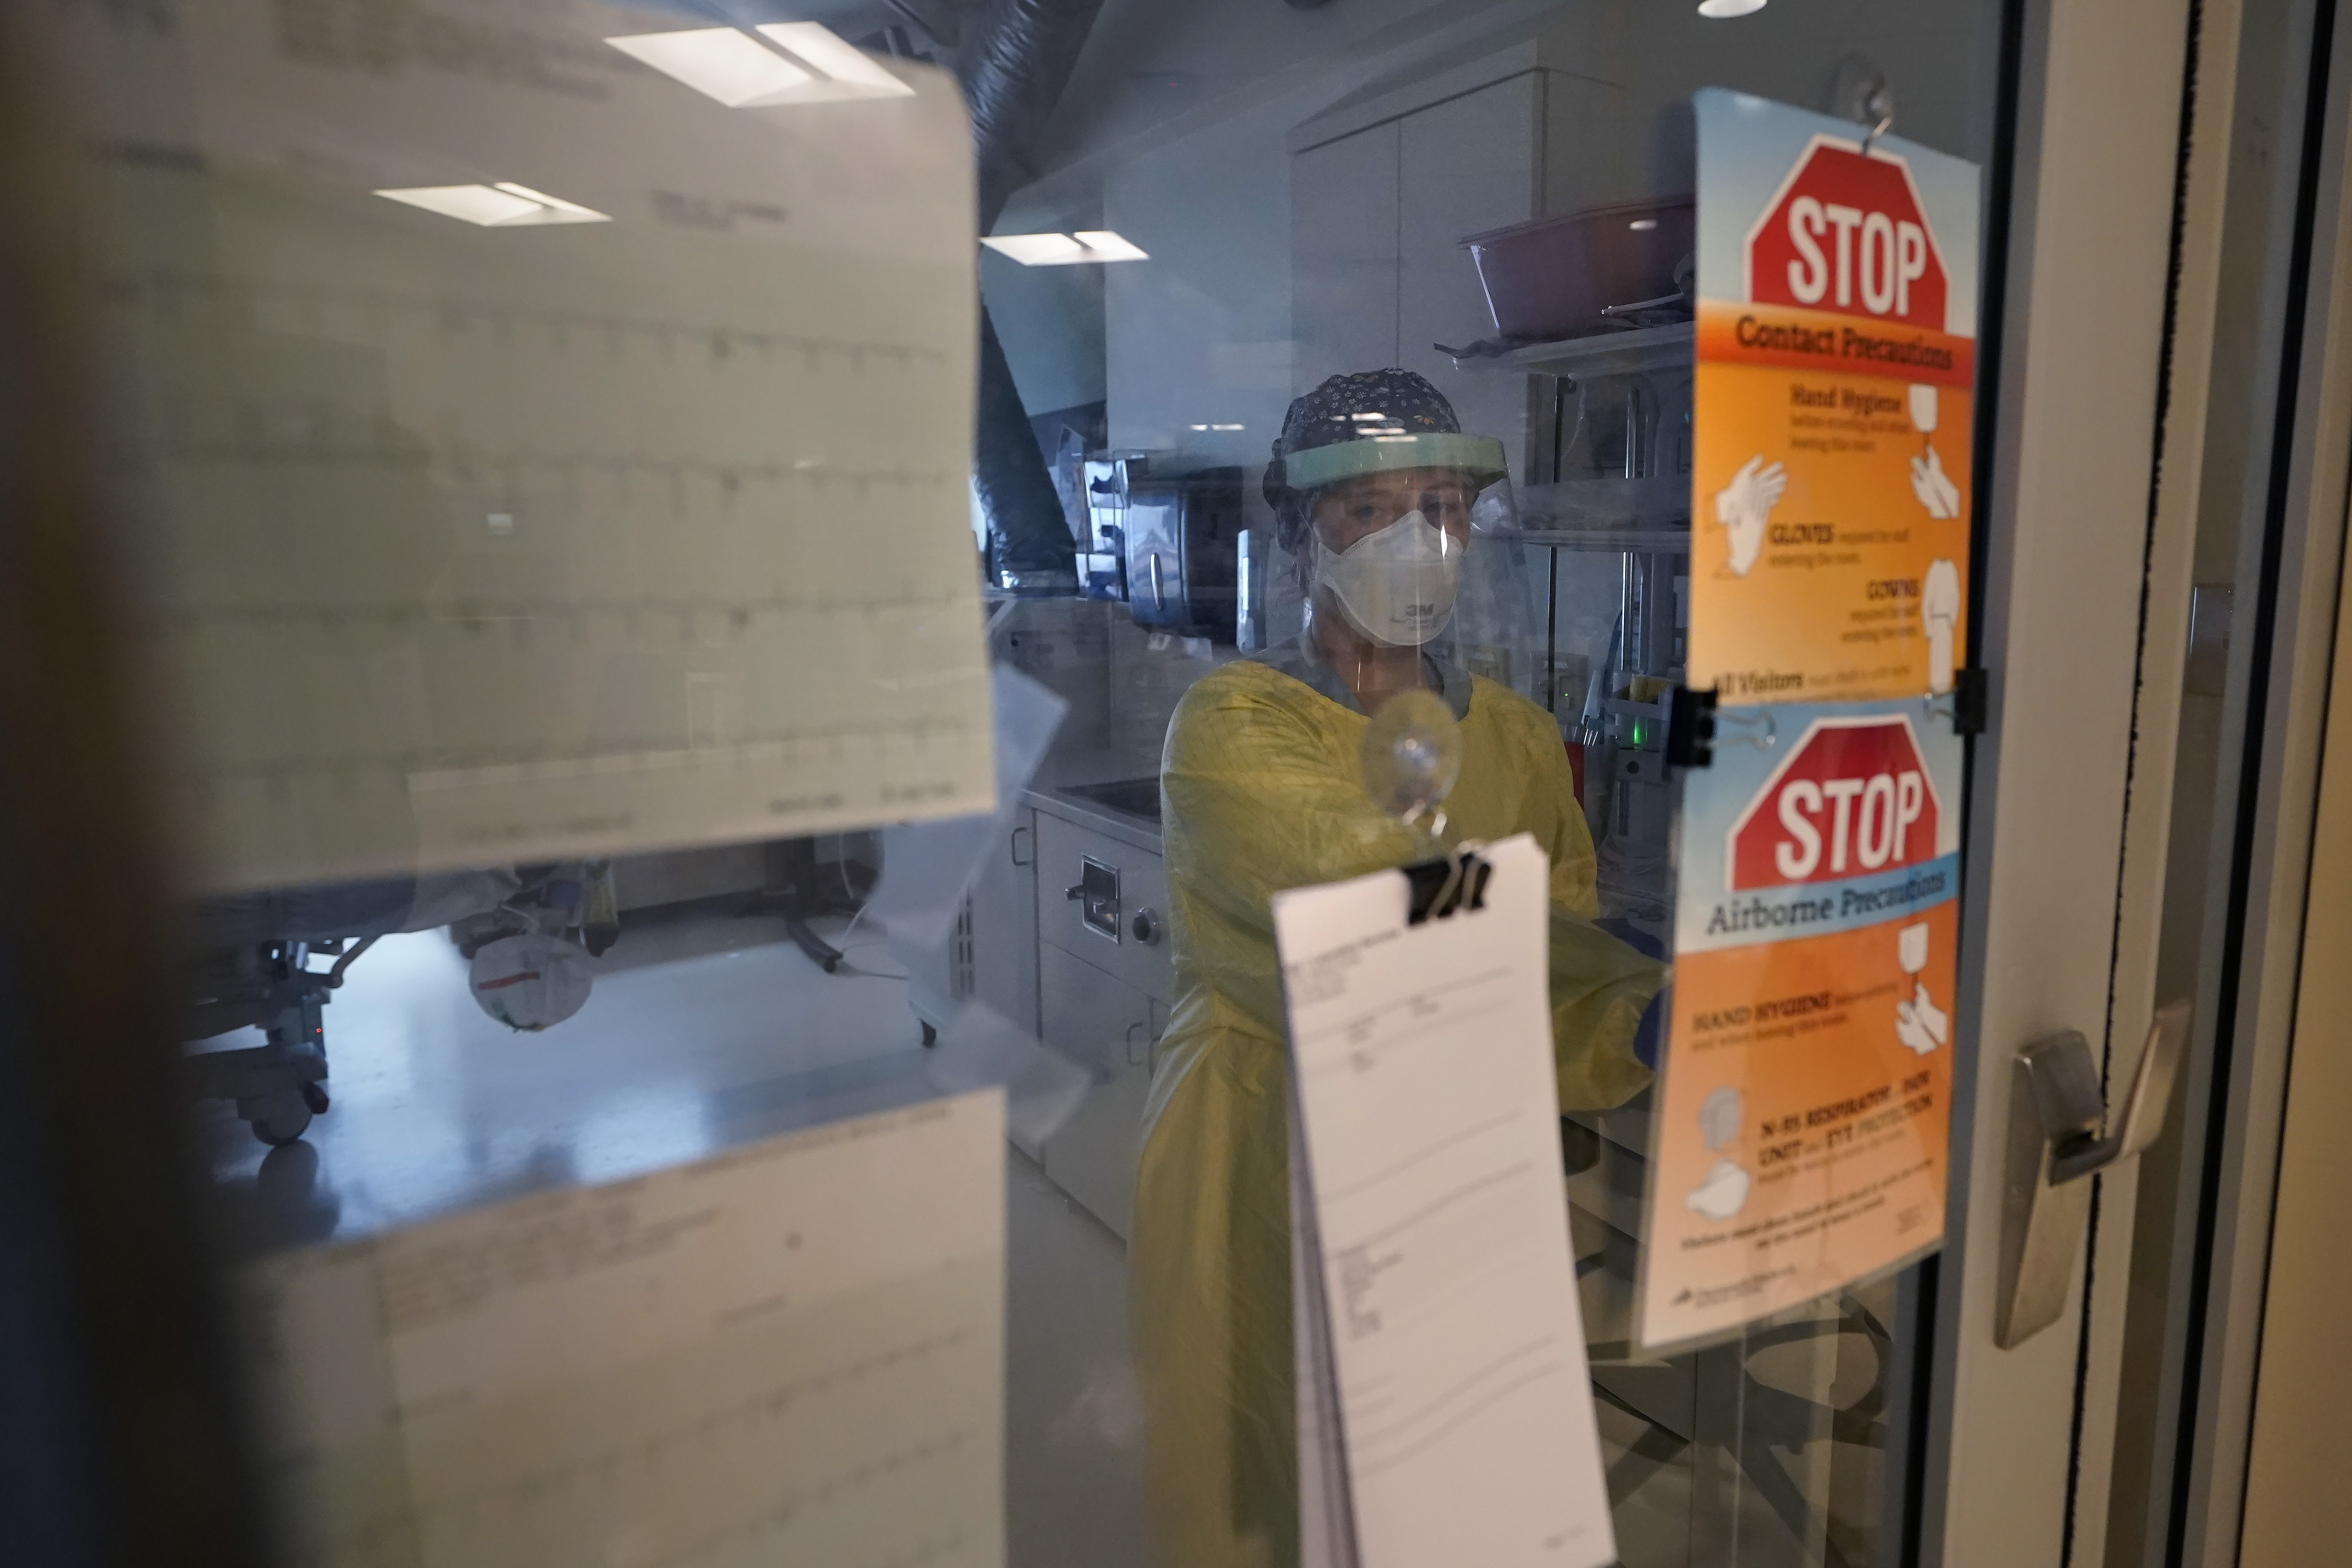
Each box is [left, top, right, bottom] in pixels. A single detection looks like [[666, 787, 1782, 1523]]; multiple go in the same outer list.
[[0, 2, 2226, 1566]]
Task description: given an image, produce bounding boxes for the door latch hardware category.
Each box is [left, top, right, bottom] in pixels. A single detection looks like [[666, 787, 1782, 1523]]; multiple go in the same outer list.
[[1995, 997, 2190, 1348]]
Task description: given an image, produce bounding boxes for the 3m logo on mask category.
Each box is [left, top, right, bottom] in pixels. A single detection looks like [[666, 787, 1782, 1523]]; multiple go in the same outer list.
[[1725, 716, 1939, 890], [1745, 137, 1949, 330]]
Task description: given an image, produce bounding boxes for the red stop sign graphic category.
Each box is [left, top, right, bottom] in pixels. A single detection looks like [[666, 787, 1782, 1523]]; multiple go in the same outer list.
[[1746, 136, 1948, 330], [1728, 715, 1940, 891]]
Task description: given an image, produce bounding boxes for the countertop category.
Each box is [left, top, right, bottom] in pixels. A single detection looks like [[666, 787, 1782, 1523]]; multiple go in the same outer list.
[[1024, 747, 1165, 856]]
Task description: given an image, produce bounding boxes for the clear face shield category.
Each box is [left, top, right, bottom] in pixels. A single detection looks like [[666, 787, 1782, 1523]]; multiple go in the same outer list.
[[1268, 431, 1539, 699]]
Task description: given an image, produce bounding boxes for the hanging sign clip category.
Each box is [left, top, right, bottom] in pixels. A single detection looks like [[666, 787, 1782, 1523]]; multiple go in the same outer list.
[[1667, 685, 1719, 767], [1924, 667, 1990, 736]]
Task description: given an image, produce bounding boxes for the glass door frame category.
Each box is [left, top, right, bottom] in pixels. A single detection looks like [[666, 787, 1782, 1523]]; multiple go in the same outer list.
[[2138, 0, 2352, 1561], [1919, 0, 2231, 1563]]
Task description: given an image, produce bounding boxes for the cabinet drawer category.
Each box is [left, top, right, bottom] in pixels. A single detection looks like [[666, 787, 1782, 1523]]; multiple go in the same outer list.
[[1039, 941, 1157, 1079], [1034, 809, 1175, 1003], [1037, 943, 1161, 1240], [968, 807, 1039, 1040]]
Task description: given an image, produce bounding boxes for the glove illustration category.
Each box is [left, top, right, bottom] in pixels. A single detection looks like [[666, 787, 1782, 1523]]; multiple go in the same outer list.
[[1910, 444, 1962, 519], [1910, 982, 1949, 1046], [1715, 454, 1789, 577], [1895, 983, 1948, 1055]]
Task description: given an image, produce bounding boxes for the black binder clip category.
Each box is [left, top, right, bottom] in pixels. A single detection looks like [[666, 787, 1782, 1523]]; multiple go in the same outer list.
[[1403, 847, 1492, 926], [1925, 668, 1989, 736], [1952, 667, 1989, 736], [1667, 686, 1719, 768]]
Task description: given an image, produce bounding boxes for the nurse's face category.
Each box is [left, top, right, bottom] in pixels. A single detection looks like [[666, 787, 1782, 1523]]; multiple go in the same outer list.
[[1309, 467, 1475, 554]]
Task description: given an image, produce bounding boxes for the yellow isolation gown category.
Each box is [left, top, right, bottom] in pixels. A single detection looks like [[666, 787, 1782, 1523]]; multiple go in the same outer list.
[[1131, 648, 1666, 1568]]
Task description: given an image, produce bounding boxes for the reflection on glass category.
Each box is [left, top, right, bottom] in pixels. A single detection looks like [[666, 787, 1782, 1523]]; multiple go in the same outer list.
[[49, 0, 2003, 1563], [606, 22, 916, 108], [982, 230, 1151, 265], [374, 182, 612, 228]]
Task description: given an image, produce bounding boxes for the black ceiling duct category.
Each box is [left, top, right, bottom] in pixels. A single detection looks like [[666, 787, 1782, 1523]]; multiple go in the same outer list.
[[955, 0, 1106, 592], [957, 0, 1107, 233]]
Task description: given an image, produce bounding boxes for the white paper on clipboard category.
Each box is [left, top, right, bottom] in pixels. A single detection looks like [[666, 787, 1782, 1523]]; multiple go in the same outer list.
[[57, 0, 992, 890], [1274, 833, 1614, 1568], [238, 1091, 1008, 1568]]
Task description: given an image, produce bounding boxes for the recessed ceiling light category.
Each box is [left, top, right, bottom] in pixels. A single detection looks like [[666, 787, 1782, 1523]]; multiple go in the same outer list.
[[982, 233, 1086, 265], [606, 28, 810, 106], [1071, 230, 1148, 261], [1697, 0, 1767, 16], [607, 24, 911, 108], [755, 23, 914, 98], [375, 183, 611, 227], [981, 231, 1149, 266]]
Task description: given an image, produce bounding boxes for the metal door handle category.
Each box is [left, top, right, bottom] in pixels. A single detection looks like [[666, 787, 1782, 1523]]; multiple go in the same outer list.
[[1125, 1020, 1153, 1068], [1010, 824, 1031, 867], [1996, 997, 2191, 1348]]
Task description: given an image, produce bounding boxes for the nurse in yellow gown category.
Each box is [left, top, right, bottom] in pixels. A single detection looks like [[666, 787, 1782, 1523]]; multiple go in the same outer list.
[[1131, 369, 1668, 1567]]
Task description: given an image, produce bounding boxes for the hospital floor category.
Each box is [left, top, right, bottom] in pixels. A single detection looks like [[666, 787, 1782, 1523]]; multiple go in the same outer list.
[[193, 901, 1875, 1568]]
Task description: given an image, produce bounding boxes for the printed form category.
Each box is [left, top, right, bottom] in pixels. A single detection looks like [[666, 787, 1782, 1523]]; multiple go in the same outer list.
[[238, 1092, 1006, 1568], [1275, 834, 1614, 1568], [60, 0, 994, 889]]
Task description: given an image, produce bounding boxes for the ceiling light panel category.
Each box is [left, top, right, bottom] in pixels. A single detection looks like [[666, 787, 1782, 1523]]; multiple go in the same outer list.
[[1072, 230, 1148, 261], [605, 27, 813, 107], [981, 231, 1149, 266], [375, 185, 612, 227], [756, 23, 915, 99], [609, 25, 912, 108], [981, 233, 1087, 265]]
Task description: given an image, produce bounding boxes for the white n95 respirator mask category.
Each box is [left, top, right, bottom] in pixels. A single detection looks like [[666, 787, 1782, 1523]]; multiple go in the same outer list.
[[1314, 510, 1462, 646]]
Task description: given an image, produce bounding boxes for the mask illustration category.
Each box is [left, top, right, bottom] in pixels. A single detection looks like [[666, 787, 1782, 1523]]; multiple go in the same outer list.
[[1316, 510, 1462, 646]]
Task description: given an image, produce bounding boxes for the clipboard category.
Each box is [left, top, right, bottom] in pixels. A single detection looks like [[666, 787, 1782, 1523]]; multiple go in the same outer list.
[[1274, 833, 1616, 1568]]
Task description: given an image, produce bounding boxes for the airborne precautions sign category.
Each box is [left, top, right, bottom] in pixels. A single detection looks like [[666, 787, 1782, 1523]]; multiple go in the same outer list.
[[1638, 92, 1981, 1351], [1640, 700, 1964, 1349], [1687, 89, 1980, 705]]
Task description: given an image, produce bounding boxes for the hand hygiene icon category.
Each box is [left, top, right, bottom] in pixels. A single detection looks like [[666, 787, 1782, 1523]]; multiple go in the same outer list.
[[1715, 453, 1789, 577], [1893, 920, 1948, 1054]]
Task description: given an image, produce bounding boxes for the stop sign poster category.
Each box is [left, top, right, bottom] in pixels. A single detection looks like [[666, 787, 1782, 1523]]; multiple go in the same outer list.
[[1637, 698, 1965, 1350], [1688, 89, 1981, 704]]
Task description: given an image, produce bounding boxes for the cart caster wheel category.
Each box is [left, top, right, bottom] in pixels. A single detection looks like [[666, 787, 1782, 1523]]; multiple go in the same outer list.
[[921, 1022, 938, 1048], [300, 1081, 331, 1116], [252, 1110, 313, 1146]]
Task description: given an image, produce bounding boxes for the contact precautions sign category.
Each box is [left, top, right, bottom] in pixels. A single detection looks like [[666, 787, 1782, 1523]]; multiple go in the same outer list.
[[1687, 91, 1979, 704]]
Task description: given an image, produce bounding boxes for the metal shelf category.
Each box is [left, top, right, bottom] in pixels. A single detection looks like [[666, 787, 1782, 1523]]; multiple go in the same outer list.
[[1449, 319, 1694, 379], [1520, 526, 1691, 553]]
